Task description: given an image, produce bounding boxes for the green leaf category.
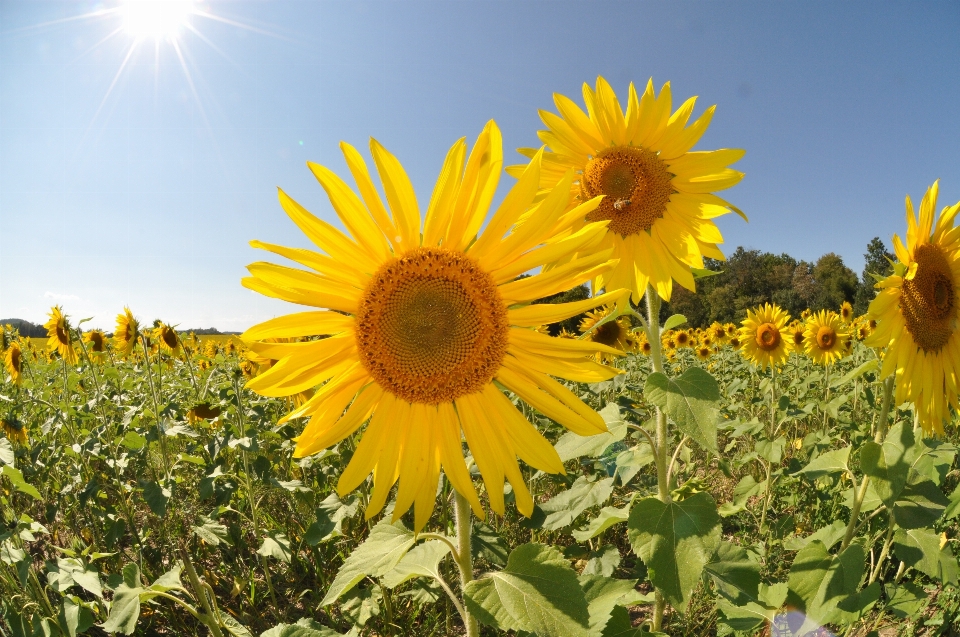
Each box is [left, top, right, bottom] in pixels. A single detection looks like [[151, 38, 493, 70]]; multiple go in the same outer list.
[[582, 545, 621, 578], [718, 475, 763, 517], [0, 438, 14, 466], [381, 540, 450, 589], [260, 618, 346, 637], [321, 520, 416, 605], [626, 492, 721, 611], [830, 359, 879, 388], [946, 484, 960, 521], [860, 421, 915, 507], [786, 540, 866, 634], [464, 543, 592, 637], [540, 476, 615, 531], [892, 480, 949, 529], [48, 557, 103, 599], [662, 314, 687, 331], [573, 502, 632, 542], [797, 446, 851, 479], [472, 523, 508, 566], [580, 575, 644, 634], [601, 605, 660, 636], [120, 431, 147, 451], [101, 564, 142, 635], [340, 585, 381, 627], [783, 520, 847, 552], [2, 465, 41, 500], [884, 582, 928, 618], [554, 404, 627, 462], [147, 563, 184, 593], [893, 528, 959, 585], [644, 368, 719, 454], [193, 517, 232, 547], [140, 481, 171, 517], [257, 532, 292, 564], [704, 541, 760, 604]]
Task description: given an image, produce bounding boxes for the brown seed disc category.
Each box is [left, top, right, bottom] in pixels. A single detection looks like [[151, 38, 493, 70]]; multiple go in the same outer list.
[[901, 243, 957, 352], [756, 323, 782, 351], [580, 145, 674, 237], [592, 321, 624, 349], [355, 247, 509, 405], [816, 326, 837, 350]]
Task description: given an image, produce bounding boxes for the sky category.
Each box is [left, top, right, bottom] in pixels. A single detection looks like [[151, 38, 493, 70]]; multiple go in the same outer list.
[[1, 0, 958, 331]]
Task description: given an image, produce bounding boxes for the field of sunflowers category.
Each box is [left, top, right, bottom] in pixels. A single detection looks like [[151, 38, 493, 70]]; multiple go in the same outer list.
[[3, 77, 960, 637]]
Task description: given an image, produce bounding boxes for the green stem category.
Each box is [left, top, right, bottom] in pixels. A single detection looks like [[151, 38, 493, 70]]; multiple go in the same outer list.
[[140, 335, 171, 480], [180, 550, 226, 637], [453, 491, 478, 637]]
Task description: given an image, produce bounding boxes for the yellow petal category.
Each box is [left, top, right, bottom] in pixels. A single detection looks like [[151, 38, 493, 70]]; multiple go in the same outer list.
[[242, 311, 354, 341]]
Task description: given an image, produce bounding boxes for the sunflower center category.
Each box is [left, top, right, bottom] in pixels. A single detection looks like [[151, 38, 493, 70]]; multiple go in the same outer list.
[[816, 326, 836, 350], [580, 146, 674, 237], [756, 323, 781, 351], [792, 331, 805, 346], [356, 247, 509, 405], [901, 243, 957, 352], [592, 321, 623, 348], [56, 325, 69, 345]]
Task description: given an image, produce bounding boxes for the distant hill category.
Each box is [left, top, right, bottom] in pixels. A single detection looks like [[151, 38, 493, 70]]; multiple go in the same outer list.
[[1, 319, 239, 337], [0, 319, 46, 337]]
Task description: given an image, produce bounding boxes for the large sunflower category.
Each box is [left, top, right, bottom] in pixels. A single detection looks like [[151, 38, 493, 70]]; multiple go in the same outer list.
[[114, 307, 140, 357], [867, 181, 960, 435], [511, 76, 745, 302], [242, 122, 626, 531], [44, 306, 78, 365], [804, 310, 850, 366], [4, 342, 22, 385], [738, 303, 791, 370]]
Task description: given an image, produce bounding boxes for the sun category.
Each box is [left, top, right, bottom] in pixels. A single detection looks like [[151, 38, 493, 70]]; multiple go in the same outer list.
[[121, 0, 194, 41]]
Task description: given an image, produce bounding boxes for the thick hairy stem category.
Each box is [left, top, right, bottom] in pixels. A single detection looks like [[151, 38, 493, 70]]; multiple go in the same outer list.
[[453, 491, 478, 637], [140, 336, 171, 480], [180, 550, 226, 637]]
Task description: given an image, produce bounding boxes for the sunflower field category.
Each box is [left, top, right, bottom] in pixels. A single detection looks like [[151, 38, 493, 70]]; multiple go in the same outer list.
[[3, 77, 960, 637]]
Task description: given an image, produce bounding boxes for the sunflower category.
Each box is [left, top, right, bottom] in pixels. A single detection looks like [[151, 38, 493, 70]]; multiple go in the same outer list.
[[153, 322, 180, 354], [709, 322, 728, 343], [738, 303, 791, 370], [695, 344, 712, 361], [84, 329, 109, 359], [866, 181, 960, 435], [1, 417, 27, 445], [725, 323, 737, 338], [224, 340, 237, 356], [856, 323, 871, 341], [203, 340, 220, 358], [186, 403, 222, 425], [674, 329, 692, 349], [636, 331, 652, 356], [114, 308, 140, 356], [579, 307, 636, 362], [241, 122, 625, 530], [511, 76, 745, 302], [44, 306, 78, 365], [804, 310, 850, 366], [839, 301, 854, 323], [788, 320, 806, 353], [4, 342, 22, 385], [800, 308, 812, 320]]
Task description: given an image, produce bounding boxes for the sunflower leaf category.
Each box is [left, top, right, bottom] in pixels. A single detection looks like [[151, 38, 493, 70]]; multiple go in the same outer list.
[[320, 521, 415, 605], [643, 368, 720, 454]]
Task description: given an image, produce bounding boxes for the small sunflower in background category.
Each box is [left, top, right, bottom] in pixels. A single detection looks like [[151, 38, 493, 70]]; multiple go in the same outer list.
[[738, 303, 792, 370], [725, 323, 737, 338], [241, 122, 625, 530], [154, 322, 181, 354], [84, 329, 109, 361], [709, 322, 728, 344], [867, 180, 960, 435], [636, 330, 652, 356], [839, 301, 854, 323], [186, 403, 222, 426], [801, 308, 812, 320], [4, 342, 22, 385], [856, 322, 871, 341], [804, 310, 851, 366], [579, 307, 635, 362], [203, 340, 220, 358], [674, 329, 692, 349], [513, 76, 745, 302], [114, 308, 140, 357], [1, 417, 27, 445], [224, 340, 237, 356], [695, 343, 712, 362], [788, 320, 807, 353], [44, 306, 78, 365]]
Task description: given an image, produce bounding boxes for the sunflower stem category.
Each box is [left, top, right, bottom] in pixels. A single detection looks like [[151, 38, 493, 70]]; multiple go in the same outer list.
[[452, 490, 478, 637], [140, 335, 172, 481]]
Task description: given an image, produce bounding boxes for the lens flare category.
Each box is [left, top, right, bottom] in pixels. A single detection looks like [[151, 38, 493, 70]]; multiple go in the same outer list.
[[121, 0, 194, 40]]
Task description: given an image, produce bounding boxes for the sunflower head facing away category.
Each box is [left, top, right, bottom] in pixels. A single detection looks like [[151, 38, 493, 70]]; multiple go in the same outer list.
[[4, 342, 22, 385], [241, 121, 625, 530], [866, 180, 960, 435], [114, 308, 140, 357], [44, 306, 78, 365], [154, 323, 181, 354], [511, 76, 745, 302], [2, 417, 27, 445], [738, 303, 791, 370], [804, 310, 851, 366]]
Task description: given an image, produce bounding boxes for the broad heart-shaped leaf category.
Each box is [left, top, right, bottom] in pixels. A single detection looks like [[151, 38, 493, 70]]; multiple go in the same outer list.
[[893, 527, 960, 585], [786, 540, 866, 635], [101, 564, 142, 635], [704, 541, 760, 604], [0, 438, 14, 467], [257, 532, 292, 564], [580, 575, 644, 634], [892, 479, 950, 529], [626, 492, 721, 611], [472, 523, 508, 566], [260, 618, 347, 637], [662, 314, 688, 331], [554, 404, 627, 462], [860, 421, 915, 507], [797, 446, 851, 479], [540, 476, 615, 531], [885, 582, 928, 619], [464, 543, 592, 637], [644, 369, 719, 454], [381, 540, 450, 589], [2, 465, 40, 500], [783, 520, 847, 552], [48, 558, 103, 599], [140, 480, 171, 517], [321, 520, 416, 605], [573, 502, 632, 542], [602, 605, 662, 636]]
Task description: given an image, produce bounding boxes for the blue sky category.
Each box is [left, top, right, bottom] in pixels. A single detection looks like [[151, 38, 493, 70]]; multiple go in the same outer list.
[[1, 1, 958, 330]]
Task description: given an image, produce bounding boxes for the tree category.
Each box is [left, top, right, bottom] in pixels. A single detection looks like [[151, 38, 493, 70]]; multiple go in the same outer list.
[[812, 253, 858, 312], [853, 237, 894, 315]]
